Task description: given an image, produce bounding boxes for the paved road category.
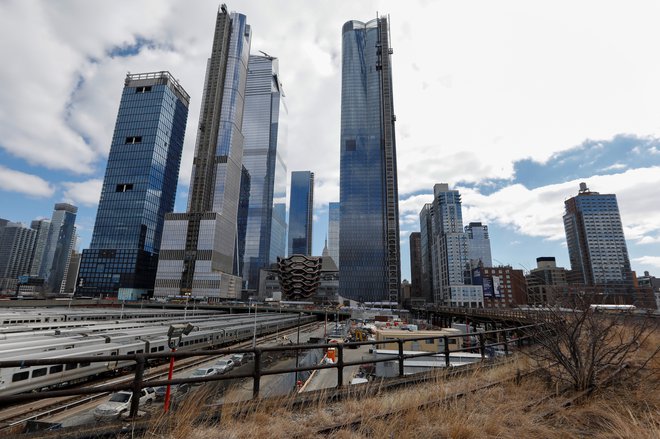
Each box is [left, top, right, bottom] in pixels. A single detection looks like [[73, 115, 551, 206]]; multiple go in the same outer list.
[[301, 343, 373, 392]]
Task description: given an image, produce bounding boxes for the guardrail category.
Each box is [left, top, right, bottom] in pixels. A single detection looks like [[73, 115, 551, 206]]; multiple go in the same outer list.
[[0, 322, 549, 419]]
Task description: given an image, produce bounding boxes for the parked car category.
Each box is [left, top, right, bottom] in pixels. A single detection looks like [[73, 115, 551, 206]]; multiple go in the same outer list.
[[230, 353, 254, 365], [154, 383, 190, 400], [93, 388, 156, 419], [213, 358, 235, 373], [188, 367, 220, 384]]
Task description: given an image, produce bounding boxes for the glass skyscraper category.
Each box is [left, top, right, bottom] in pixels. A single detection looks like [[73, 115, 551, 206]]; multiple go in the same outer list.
[[29, 219, 51, 277], [339, 16, 400, 303], [41, 203, 77, 294], [77, 72, 189, 299], [155, 7, 251, 300], [240, 54, 288, 290], [0, 222, 36, 293], [327, 202, 340, 266], [465, 222, 493, 268], [563, 182, 632, 287], [288, 171, 314, 256]]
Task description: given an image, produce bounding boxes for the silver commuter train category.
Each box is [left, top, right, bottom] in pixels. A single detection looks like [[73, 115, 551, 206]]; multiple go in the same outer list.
[[0, 313, 315, 396]]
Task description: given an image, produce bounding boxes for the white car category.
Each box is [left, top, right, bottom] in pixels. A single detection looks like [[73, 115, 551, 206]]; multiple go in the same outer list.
[[213, 358, 235, 374], [93, 388, 156, 419], [188, 367, 220, 384]]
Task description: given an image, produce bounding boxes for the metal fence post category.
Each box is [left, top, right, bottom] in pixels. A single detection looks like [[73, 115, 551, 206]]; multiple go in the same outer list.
[[336, 344, 344, 387], [503, 330, 509, 356], [443, 336, 450, 367], [478, 333, 485, 360], [129, 354, 145, 418], [398, 339, 405, 377], [252, 348, 262, 398]]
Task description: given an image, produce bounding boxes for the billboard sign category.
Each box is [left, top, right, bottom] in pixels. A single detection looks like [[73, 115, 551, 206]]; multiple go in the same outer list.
[[492, 276, 503, 298], [482, 277, 494, 297], [472, 267, 483, 285]]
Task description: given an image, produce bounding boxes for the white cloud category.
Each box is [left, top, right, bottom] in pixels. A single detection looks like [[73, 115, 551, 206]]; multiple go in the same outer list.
[[397, 167, 660, 246], [62, 179, 103, 207], [633, 256, 660, 269], [0, 165, 54, 197]]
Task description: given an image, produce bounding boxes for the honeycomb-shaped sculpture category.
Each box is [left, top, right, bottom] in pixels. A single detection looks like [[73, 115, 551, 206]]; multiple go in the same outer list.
[[277, 255, 322, 300]]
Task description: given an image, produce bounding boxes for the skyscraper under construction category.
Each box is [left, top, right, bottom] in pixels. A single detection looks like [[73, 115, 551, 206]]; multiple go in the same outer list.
[[339, 16, 400, 303], [155, 5, 252, 300]]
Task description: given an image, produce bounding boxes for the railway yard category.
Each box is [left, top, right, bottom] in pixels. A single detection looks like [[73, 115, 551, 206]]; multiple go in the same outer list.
[[0, 307, 318, 435]]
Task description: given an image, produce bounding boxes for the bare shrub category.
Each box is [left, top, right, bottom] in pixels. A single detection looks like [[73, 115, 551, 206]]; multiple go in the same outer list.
[[525, 298, 659, 392]]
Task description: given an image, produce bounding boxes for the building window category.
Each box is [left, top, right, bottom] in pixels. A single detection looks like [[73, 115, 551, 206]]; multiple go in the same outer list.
[[126, 136, 142, 144], [116, 184, 134, 192], [346, 139, 356, 151], [136, 86, 152, 93]]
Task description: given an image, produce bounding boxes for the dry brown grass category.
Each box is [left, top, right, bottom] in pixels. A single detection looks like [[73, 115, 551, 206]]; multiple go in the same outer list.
[[143, 330, 659, 439]]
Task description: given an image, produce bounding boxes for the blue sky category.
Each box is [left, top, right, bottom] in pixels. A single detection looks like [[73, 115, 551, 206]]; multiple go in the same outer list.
[[1, 0, 660, 282]]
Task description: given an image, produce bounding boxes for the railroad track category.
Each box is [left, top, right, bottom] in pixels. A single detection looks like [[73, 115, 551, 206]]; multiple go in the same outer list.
[[0, 322, 318, 432]]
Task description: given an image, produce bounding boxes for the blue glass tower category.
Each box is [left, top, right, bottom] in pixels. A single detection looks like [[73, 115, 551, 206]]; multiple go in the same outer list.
[[339, 17, 400, 303], [327, 202, 340, 266], [288, 171, 314, 256], [240, 54, 288, 290], [42, 203, 78, 294], [155, 7, 252, 300], [77, 72, 189, 299]]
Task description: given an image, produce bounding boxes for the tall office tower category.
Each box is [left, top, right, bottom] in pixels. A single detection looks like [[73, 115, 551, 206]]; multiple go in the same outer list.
[[563, 182, 633, 287], [288, 171, 314, 256], [62, 250, 81, 295], [465, 222, 492, 268], [155, 7, 251, 300], [240, 54, 288, 290], [40, 203, 77, 294], [339, 16, 400, 303], [77, 72, 189, 299], [327, 202, 340, 266], [29, 219, 51, 276], [427, 184, 483, 307], [234, 165, 251, 277], [409, 232, 422, 300], [419, 203, 434, 303], [0, 222, 36, 293]]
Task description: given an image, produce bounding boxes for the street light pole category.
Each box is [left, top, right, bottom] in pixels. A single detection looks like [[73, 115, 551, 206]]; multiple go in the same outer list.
[[252, 301, 258, 349], [295, 312, 301, 387], [164, 323, 193, 413], [163, 346, 176, 413]]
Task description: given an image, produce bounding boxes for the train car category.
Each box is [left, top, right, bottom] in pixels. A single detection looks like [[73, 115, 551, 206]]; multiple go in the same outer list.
[[0, 313, 316, 397]]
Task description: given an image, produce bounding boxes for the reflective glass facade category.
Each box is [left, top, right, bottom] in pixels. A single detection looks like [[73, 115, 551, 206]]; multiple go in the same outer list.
[[77, 72, 189, 298], [563, 184, 632, 287], [327, 202, 340, 266], [465, 222, 493, 268], [155, 10, 251, 300], [42, 203, 78, 294], [240, 55, 288, 290], [288, 171, 314, 256], [339, 17, 400, 302]]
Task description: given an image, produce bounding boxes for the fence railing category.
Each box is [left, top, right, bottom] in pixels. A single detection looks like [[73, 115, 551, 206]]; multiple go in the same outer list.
[[0, 322, 548, 418]]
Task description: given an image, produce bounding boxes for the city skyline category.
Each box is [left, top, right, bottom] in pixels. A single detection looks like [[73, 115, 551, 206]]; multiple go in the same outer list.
[[2, 1, 660, 283]]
